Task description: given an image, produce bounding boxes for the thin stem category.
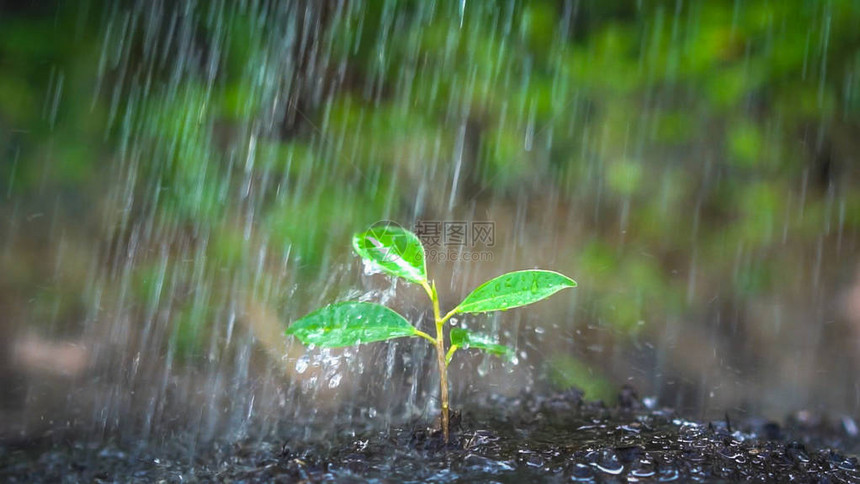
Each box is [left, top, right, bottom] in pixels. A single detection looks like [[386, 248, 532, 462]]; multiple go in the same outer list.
[[420, 280, 435, 311], [422, 280, 450, 443], [439, 306, 459, 325], [435, 324, 450, 443], [413, 329, 436, 344], [445, 345, 458, 366], [422, 279, 452, 443], [429, 281, 442, 323]]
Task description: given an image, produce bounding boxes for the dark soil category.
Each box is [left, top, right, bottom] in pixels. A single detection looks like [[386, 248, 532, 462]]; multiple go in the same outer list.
[[2, 388, 858, 482]]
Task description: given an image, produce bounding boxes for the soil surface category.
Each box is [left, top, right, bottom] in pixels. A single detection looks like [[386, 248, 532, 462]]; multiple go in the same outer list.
[[1, 389, 858, 482]]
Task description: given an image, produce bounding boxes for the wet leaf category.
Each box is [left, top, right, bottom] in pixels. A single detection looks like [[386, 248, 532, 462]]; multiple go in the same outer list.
[[455, 270, 576, 314], [450, 328, 514, 360], [286, 302, 418, 347], [352, 223, 427, 284]]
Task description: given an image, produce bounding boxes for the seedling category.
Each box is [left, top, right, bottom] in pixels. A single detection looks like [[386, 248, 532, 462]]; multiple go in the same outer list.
[[285, 222, 576, 442]]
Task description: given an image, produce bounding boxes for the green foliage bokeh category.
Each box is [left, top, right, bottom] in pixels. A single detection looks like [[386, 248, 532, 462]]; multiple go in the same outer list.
[[2, 0, 858, 397]]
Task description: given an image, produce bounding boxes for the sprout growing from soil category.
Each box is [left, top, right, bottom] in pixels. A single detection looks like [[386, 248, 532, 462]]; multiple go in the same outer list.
[[285, 222, 576, 442]]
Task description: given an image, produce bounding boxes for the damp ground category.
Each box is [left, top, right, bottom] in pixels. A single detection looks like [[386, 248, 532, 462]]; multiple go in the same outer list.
[[1, 389, 858, 482]]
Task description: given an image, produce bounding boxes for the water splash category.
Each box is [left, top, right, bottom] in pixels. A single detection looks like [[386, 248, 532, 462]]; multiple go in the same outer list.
[[1, 0, 858, 457]]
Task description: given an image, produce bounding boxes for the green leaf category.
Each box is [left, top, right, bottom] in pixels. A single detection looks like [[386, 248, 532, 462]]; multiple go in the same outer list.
[[286, 302, 418, 347], [450, 328, 514, 360], [352, 222, 427, 284], [455, 270, 576, 314]]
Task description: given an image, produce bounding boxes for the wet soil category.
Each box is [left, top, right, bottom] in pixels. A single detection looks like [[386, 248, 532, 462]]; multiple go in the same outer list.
[[1, 389, 858, 482]]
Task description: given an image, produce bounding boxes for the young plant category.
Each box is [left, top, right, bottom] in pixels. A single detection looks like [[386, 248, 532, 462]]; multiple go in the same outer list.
[[285, 223, 576, 442]]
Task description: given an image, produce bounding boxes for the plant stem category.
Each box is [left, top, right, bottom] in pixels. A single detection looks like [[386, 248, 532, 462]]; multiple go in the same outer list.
[[423, 280, 450, 443], [435, 320, 449, 443], [413, 329, 436, 344], [445, 345, 458, 366]]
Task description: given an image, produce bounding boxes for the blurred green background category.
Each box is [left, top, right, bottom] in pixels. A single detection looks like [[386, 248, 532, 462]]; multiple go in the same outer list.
[[2, 0, 860, 434]]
